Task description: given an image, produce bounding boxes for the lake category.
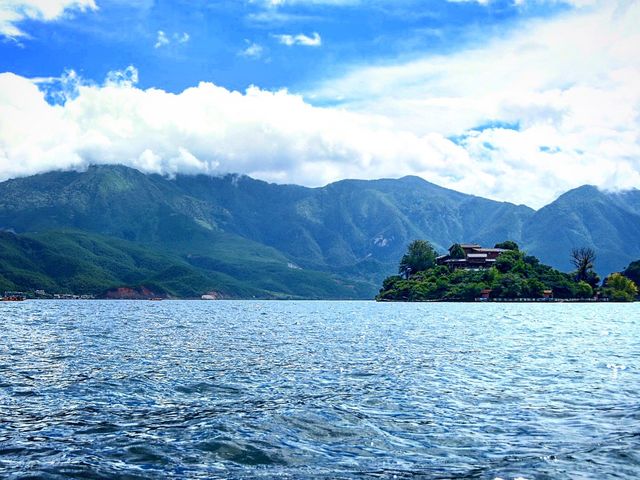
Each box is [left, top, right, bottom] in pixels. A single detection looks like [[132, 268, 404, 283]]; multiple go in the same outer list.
[[1, 300, 638, 479]]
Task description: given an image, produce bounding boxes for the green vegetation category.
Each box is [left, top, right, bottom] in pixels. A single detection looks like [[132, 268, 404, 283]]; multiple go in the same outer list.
[[377, 241, 612, 302], [398, 240, 437, 278], [602, 273, 639, 302], [0, 165, 538, 297], [0, 230, 372, 299], [494, 240, 519, 251], [622, 260, 640, 290], [449, 243, 466, 259], [0, 165, 639, 298]]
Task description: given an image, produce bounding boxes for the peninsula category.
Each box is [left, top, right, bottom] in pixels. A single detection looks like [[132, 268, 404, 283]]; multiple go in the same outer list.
[[377, 241, 639, 302]]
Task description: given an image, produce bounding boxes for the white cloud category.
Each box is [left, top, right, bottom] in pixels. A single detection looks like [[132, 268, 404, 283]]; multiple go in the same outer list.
[[0, 68, 474, 202], [448, 0, 599, 5], [0, 0, 96, 38], [308, 0, 640, 207], [154, 30, 169, 48], [154, 30, 190, 48], [104, 65, 139, 87], [257, 0, 358, 5], [275, 32, 322, 47], [0, 2, 638, 208], [240, 41, 265, 59]]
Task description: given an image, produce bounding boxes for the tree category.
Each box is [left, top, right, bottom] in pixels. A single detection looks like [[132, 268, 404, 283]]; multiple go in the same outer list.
[[495, 240, 519, 251], [449, 243, 466, 259], [398, 240, 437, 278], [570, 247, 600, 288], [492, 273, 524, 298], [495, 250, 523, 273], [603, 273, 638, 302], [574, 281, 594, 299], [448, 282, 485, 301], [523, 278, 545, 298], [381, 276, 402, 292], [622, 260, 640, 287]]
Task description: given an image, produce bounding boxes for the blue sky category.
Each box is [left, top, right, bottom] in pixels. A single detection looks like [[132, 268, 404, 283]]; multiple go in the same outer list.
[[2, 0, 567, 93], [0, 0, 639, 207]]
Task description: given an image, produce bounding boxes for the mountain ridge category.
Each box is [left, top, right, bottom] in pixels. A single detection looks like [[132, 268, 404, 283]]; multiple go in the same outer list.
[[0, 165, 638, 298]]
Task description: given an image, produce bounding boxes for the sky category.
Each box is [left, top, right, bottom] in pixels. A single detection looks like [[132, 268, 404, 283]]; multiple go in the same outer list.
[[0, 0, 639, 208]]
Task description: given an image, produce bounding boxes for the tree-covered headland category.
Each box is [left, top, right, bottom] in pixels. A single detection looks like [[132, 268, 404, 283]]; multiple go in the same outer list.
[[377, 240, 638, 302]]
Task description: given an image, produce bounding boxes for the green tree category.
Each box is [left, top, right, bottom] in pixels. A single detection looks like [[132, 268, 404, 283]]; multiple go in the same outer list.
[[482, 267, 499, 284], [381, 275, 402, 292], [449, 243, 466, 259], [549, 276, 579, 299], [495, 240, 519, 251], [398, 240, 437, 278], [378, 243, 612, 303], [603, 273, 638, 302], [622, 260, 640, 287], [574, 281, 594, 299], [493, 273, 524, 298], [523, 278, 545, 298], [449, 282, 485, 301], [495, 250, 523, 274]]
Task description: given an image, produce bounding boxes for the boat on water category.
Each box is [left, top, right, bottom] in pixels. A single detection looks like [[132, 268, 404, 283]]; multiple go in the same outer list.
[[1, 291, 27, 301]]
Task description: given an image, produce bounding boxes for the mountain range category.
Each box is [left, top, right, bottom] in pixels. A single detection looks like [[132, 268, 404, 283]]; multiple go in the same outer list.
[[0, 165, 638, 298]]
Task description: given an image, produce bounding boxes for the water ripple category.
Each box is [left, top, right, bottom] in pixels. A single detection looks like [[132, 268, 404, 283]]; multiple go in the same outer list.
[[0, 300, 638, 479]]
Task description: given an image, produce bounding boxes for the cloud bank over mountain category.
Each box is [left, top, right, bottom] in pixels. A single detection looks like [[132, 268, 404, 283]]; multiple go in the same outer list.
[[0, 0, 638, 208], [309, 1, 640, 205], [0, 69, 470, 197]]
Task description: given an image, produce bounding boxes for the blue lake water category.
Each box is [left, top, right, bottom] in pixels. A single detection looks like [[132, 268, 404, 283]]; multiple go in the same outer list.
[[0, 300, 639, 479]]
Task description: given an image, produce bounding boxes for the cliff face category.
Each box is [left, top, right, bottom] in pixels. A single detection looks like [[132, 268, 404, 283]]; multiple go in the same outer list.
[[103, 286, 163, 300]]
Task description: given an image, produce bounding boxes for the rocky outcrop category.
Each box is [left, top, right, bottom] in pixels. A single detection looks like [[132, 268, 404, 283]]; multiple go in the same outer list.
[[103, 286, 163, 300]]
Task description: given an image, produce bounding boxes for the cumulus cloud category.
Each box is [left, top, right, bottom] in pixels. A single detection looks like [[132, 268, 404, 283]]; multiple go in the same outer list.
[[0, 1, 639, 208], [274, 32, 322, 47], [0, 0, 96, 38], [308, 0, 640, 207], [0, 67, 474, 200]]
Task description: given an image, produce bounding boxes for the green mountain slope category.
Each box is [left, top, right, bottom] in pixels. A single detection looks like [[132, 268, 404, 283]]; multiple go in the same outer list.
[[0, 230, 371, 299], [0, 165, 637, 297], [171, 173, 535, 283], [522, 186, 640, 275], [0, 166, 536, 293]]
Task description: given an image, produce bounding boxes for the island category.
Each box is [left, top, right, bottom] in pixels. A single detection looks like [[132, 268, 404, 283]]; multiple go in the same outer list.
[[377, 240, 639, 302]]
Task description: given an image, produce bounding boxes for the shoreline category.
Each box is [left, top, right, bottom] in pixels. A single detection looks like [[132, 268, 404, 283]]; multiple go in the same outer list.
[[377, 297, 621, 303]]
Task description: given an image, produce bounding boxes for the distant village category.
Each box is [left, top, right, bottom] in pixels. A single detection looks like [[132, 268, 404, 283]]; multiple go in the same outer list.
[[1, 288, 220, 301], [1, 290, 97, 301]]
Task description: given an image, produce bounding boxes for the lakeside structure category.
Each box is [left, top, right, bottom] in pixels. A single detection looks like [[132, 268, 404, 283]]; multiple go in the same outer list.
[[436, 244, 507, 270]]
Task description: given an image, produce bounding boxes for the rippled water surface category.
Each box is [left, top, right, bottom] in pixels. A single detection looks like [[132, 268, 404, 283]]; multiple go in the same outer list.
[[1, 301, 639, 479]]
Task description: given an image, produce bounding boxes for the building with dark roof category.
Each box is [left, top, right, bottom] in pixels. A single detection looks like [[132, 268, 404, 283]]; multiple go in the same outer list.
[[436, 243, 507, 269]]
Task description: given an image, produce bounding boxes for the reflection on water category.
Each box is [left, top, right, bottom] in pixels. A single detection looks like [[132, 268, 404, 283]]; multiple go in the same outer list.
[[0, 300, 639, 478]]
